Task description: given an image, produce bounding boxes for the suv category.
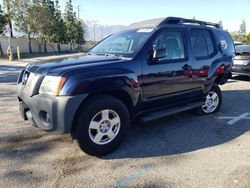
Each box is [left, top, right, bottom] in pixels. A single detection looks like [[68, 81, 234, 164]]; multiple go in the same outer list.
[[17, 17, 235, 156]]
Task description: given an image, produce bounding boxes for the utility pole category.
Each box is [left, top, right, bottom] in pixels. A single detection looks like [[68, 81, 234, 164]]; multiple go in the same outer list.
[[93, 20, 97, 42]]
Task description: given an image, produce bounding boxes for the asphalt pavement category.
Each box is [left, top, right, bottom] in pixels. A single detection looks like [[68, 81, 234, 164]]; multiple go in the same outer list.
[[0, 62, 249, 188]]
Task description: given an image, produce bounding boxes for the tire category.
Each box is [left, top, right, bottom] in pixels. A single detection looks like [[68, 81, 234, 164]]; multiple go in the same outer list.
[[73, 95, 130, 156], [195, 84, 222, 115]]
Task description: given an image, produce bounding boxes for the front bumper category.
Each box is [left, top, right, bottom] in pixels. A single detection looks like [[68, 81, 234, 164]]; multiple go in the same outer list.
[[17, 84, 88, 133]]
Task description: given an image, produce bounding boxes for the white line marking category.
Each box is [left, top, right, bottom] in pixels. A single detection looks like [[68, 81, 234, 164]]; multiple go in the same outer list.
[[115, 164, 152, 188], [217, 112, 250, 125], [227, 113, 250, 125], [218, 117, 250, 119]]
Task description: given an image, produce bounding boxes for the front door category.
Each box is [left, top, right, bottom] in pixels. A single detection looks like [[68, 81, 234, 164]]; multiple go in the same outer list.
[[141, 29, 200, 109]]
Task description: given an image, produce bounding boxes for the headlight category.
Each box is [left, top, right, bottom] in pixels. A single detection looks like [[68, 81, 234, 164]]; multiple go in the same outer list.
[[39, 76, 66, 96]]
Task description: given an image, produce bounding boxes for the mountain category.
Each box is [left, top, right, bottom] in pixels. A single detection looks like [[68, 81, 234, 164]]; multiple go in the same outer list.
[[84, 20, 126, 41]]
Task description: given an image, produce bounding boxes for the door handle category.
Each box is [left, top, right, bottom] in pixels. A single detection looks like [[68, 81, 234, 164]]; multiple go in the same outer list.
[[183, 64, 192, 78]]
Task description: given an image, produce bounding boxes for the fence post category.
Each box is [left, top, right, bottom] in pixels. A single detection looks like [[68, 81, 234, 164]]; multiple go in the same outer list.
[[17, 46, 21, 61], [7, 46, 13, 61]]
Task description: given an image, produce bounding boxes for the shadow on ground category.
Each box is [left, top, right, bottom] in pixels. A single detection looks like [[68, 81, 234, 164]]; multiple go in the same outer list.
[[104, 89, 250, 159], [231, 75, 250, 82], [0, 73, 249, 161], [0, 65, 24, 71], [0, 89, 249, 161], [0, 65, 21, 84]]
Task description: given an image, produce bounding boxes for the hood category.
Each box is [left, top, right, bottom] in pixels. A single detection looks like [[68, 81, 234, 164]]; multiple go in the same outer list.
[[25, 54, 127, 75]]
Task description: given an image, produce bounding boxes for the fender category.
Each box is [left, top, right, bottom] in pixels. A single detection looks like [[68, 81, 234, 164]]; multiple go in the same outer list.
[[59, 68, 140, 107], [203, 55, 233, 94]]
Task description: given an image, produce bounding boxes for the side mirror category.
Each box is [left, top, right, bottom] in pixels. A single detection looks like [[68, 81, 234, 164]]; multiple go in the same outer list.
[[153, 48, 167, 60]]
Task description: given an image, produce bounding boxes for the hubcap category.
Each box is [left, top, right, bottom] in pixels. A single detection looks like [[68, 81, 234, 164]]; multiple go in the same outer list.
[[88, 109, 121, 145], [202, 91, 219, 113]]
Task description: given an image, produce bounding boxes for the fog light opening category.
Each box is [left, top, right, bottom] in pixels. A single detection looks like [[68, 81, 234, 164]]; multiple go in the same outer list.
[[39, 110, 51, 126]]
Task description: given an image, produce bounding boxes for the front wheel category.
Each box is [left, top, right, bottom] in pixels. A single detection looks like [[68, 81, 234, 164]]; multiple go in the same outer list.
[[73, 95, 130, 156], [196, 84, 222, 115]]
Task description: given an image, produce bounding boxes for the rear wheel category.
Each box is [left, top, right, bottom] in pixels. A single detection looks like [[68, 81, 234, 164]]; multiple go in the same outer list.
[[73, 95, 130, 156], [196, 84, 222, 115]]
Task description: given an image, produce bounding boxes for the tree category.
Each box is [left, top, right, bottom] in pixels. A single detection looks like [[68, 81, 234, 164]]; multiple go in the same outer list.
[[75, 20, 84, 45], [3, 0, 13, 37], [238, 19, 246, 42], [33, 0, 54, 53], [50, 0, 66, 52], [229, 31, 239, 42], [64, 0, 77, 50], [11, 0, 37, 53], [246, 32, 250, 45], [0, 4, 7, 35]]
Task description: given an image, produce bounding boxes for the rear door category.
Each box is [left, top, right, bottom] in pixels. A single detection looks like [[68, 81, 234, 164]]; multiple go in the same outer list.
[[188, 28, 218, 88]]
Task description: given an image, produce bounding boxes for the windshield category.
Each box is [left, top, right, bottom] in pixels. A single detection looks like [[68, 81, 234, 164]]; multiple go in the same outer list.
[[89, 29, 154, 58]]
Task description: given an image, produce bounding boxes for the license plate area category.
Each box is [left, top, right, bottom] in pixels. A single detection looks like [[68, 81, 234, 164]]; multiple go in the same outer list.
[[233, 59, 250, 65]]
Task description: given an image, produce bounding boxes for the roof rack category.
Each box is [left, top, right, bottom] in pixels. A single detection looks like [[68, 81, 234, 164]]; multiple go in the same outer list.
[[160, 17, 221, 28], [127, 17, 221, 30]]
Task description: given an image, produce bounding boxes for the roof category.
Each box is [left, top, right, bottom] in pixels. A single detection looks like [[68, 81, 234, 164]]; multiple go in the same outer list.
[[127, 17, 221, 30], [128, 18, 165, 29]]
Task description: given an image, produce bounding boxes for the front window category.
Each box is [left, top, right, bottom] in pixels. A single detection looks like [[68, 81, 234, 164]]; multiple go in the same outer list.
[[150, 31, 185, 62], [90, 29, 153, 58]]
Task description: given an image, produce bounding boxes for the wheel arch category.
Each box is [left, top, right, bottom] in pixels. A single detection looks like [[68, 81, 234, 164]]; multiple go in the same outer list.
[[71, 90, 134, 138]]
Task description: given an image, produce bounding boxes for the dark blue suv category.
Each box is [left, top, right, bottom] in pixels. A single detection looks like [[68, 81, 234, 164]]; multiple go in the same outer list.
[[17, 17, 235, 156]]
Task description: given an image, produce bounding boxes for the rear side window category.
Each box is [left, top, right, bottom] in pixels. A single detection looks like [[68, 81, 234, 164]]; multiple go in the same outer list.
[[204, 30, 215, 55], [189, 29, 215, 58], [190, 29, 207, 57], [216, 31, 235, 56]]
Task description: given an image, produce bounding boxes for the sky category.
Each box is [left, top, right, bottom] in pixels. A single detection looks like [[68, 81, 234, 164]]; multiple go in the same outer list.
[[59, 0, 250, 32], [1, 0, 250, 32]]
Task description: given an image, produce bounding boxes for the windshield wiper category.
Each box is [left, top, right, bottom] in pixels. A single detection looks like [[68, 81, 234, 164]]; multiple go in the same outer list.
[[96, 53, 118, 57], [87, 52, 116, 56], [88, 52, 132, 60]]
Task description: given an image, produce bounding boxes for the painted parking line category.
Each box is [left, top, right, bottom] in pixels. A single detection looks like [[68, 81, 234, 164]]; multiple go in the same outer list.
[[217, 112, 250, 125], [114, 164, 153, 188]]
